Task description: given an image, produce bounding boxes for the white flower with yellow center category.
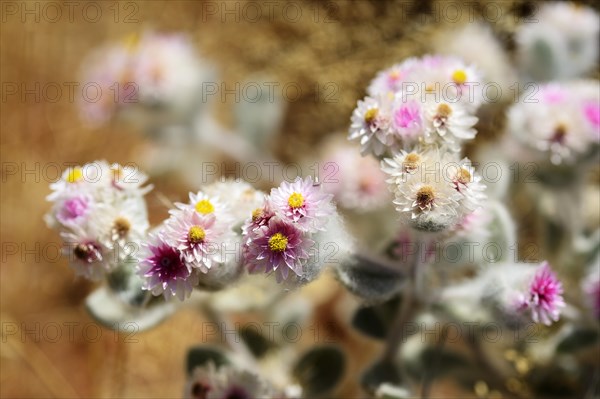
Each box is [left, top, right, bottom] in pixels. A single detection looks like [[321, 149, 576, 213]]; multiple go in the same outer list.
[[423, 101, 478, 152], [270, 176, 334, 233], [348, 95, 395, 156]]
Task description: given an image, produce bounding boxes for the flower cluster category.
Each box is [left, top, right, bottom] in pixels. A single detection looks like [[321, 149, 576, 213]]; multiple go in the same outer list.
[[79, 31, 209, 127], [349, 55, 483, 156], [137, 180, 264, 300], [507, 80, 600, 165], [381, 149, 485, 232], [242, 176, 340, 283], [45, 161, 151, 280], [516, 2, 599, 81]]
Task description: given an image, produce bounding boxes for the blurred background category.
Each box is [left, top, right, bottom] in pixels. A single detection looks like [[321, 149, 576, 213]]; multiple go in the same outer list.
[[1, 0, 599, 398]]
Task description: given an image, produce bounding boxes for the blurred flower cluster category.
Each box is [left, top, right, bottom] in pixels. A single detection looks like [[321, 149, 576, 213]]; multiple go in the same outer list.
[[44, 1, 600, 397]]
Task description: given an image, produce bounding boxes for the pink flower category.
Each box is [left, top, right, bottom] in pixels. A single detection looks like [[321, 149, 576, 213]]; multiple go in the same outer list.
[[517, 262, 565, 325], [270, 176, 334, 232], [243, 217, 313, 282], [56, 195, 90, 225], [137, 234, 198, 300], [162, 209, 229, 273], [392, 100, 422, 139], [583, 101, 600, 141]]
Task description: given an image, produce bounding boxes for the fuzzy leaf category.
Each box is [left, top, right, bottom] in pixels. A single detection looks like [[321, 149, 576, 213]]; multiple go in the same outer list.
[[337, 254, 404, 303], [352, 297, 401, 340], [556, 329, 599, 353], [186, 346, 229, 375], [85, 287, 176, 332], [293, 346, 345, 397]]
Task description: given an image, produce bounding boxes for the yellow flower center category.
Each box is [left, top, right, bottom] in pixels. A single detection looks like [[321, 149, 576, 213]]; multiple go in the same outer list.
[[437, 103, 453, 118], [111, 165, 123, 182], [452, 69, 467, 85], [403, 153, 421, 172], [195, 199, 214, 215], [122, 32, 140, 53], [416, 185, 435, 208], [288, 192, 304, 209], [268, 233, 288, 253], [364, 108, 378, 124], [66, 167, 83, 183], [457, 168, 471, 184], [188, 226, 206, 243], [113, 217, 131, 238], [252, 208, 263, 221]]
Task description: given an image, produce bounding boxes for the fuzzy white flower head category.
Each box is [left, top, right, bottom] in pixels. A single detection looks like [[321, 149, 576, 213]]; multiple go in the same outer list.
[[348, 95, 395, 156], [432, 22, 517, 102], [507, 81, 599, 165], [174, 190, 233, 225], [60, 224, 115, 281], [367, 57, 420, 98], [400, 54, 485, 111], [270, 176, 334, 233], [423, 101, 478, 152], [79, 31, 213, 128], [202, 179, 265, 226], [321, 143, 391, 212], [383, 150, 485, 232], [516, 2, 599, 81], [89, 195, 149, 259]]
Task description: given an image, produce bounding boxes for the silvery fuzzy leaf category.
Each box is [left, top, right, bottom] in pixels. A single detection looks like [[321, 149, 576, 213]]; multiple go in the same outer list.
[[186, 346, 230, 376], [292, 346, 345, 397], [336, 254, 405, 303], [352, 297, 401, 340], [361, 359, 402, 394], [85, 286, 176, 332]]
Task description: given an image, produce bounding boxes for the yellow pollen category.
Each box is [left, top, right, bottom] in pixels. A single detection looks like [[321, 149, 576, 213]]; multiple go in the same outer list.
[[268, 233, 288, 253], [403, 153, 421, 172], [452, 69, 467, 84], [113, 217, 131, 238], [437, 103, 452, 117], [252, 208, 263, 221], [425, 84, 435, 92], [188, 226, 206, 243], [111, 165, 123, 182], [364, 108, 378, 124], [288, 192, 304, 209], [416, 185, 435, 207], [195, 199, 214, 215], [66, 167, 83, 183], [122, 32, 140, 53], [457, 168, 471, 184], [389, 70, 401, 80]]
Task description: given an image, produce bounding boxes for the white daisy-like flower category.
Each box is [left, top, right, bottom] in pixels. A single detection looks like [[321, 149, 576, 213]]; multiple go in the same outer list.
[[162, 208, 232, 273], [516, 2, 599, 81], [270, 176, 334, 233], [322, 144, 391, 212], [348, 95, 395, 156], [79, 31, 213, 128], [90, 196, 150, 260], [423, 100, 478, 152], [432, 22, 516, 102], [60, 224, 115, 281], [174, 190, 231, 224], [383, 150, 485, 232], [367, 58, 419, 98], [507, 81, 598, 164], [202, 179, 265, 226], [381, 149, 436, 186]]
